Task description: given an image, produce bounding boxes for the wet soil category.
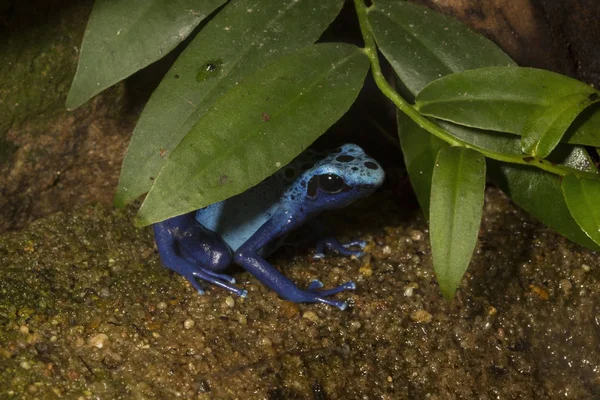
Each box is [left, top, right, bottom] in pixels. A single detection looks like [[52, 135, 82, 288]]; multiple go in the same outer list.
[[1, 188, 599, 399]]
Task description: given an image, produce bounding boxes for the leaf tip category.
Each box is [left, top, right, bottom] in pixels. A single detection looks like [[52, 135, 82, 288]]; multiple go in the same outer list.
[[133, 213, 152, 228], [439, 283, 458, 300], [114, 187, 134, 209]]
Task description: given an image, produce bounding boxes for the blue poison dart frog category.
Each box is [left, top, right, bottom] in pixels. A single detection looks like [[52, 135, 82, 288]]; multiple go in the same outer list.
[[153, 144, 385, 310]]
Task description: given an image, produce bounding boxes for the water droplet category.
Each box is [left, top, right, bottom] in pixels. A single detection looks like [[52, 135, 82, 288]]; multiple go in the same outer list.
[[196, 59, 223, 82]]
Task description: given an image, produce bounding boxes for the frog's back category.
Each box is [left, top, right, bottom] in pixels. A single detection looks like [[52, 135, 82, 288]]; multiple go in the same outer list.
[[195, 150, 321, 250], [195, 175, 282, 251]]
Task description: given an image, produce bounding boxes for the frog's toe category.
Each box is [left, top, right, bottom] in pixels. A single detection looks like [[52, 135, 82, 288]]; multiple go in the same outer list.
[[315, 238, 367, 258], [183, 275, 206, 295], [315, 297, 349, 310], [311, 281, 356, 296], [307, 279, 324, 290], [201, 269, 237, 284], [189, 270, 247, 298], [342, 240, 367, 250]]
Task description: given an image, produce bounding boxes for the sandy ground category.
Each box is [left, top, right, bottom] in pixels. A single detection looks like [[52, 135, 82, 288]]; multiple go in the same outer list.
[[1, 188, 599, 399]]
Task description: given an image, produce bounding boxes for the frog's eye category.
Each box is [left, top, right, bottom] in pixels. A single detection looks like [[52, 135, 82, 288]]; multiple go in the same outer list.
[[307, 174, 346, 197]]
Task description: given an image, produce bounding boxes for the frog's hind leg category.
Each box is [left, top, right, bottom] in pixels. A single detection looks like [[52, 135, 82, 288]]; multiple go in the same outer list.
[[153, 213, 247, 297]]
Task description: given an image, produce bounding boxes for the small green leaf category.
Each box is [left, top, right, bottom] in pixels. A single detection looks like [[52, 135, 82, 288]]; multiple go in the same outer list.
[[522, 93, 600, 157], [66, 0, 226, 110], [136, 43, 369, 225], [367, 0, 514, 96], [562, 174, 600, 246], [115, 0, 345, 207], [415, 67, 600, 146], [430, 147, 486, 299], [396, 111, 448, 218]]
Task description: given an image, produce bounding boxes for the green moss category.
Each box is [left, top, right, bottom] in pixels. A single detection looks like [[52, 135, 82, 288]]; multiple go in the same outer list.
[[0, 0, 92, 137]]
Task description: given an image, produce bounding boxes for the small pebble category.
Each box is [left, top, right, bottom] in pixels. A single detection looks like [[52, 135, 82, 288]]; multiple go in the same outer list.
[[582, 264, 591, 272], [237, 314, 248, 325], [410, 230, 424, 241], [89, 333, 109, 349], [19, 325, 29, 335], [302, 311, 321, 323], [349, 321, 362, 331], [224, 296, 235, 308], [281, 302, 299, 318], [529, 285, 549, 300], [410, 310, 433, 323], [359, 263, 373, 277], [183, 319, 195, 329], [157, 302, 167, 310], [559, 279, 572, 295]]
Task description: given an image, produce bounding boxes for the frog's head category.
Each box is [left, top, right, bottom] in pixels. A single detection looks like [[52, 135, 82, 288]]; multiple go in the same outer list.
[[291, 143, 385, 215]]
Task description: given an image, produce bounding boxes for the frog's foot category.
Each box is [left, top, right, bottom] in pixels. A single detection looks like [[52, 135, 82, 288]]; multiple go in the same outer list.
[[167, 256, 246, 297], [184, 268, 248, 298], [285, 280, 356, 310], [314, 238, 367, 259], [200, 269, 237, 284]]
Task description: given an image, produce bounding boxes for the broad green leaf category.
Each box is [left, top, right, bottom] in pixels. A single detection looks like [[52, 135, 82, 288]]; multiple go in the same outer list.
[[136, 43, 369, 225], [66, 0, 225, 110], [367, 0, 515, 96], [397, 111, 448, 218], [438, 120, 522, 155], [562, 175, 600, 246], [115, 0, 345, 207], [415, 67, 600, 146], [522, 93, 600, 157], [373, 0, 600, 252], [373, 0, 511, 219], [488, 163, 600, 250], [430, 147, 486, 299], [438, 119, 597, 168], [445, 119, 600, 249]]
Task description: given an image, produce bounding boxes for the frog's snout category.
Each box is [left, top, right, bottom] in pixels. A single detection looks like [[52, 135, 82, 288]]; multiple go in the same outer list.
[[363, 160, 385, 189]]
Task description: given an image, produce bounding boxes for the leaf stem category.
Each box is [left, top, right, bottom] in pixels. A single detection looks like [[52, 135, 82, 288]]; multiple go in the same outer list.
[[353, 0, 598, 179]]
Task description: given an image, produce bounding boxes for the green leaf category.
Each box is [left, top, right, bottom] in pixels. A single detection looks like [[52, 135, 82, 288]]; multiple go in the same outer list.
[[415, 67, 600, 146], [488, 162, 600, 251], [446, 116, 600, 249], [522, 93, 600, 157], [66, 0, 226, 110], [115, 0, 345, 207], [367, 0, 514, 96], [562, 175, 600, 246], [437, 119, 597, 169], [396, 111, 448, 218], [430, 147, 486, 299], [370, 0, 600, 252], [372, 0, 510, 219], [136, 43, 369, 225]]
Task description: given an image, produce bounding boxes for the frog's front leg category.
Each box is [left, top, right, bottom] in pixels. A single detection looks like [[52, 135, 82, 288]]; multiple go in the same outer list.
[[233, 215, 355, 310], [304, 221, 367, 259], [153, 212, 247, 297]]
